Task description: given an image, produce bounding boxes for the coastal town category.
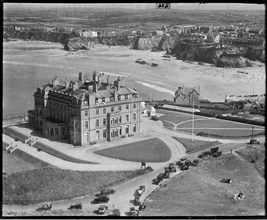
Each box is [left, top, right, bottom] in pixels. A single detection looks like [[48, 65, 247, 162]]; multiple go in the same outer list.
[[2, 3, 265, 217]]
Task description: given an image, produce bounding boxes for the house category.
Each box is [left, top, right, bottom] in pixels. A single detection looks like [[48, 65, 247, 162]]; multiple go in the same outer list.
[[141, 102, 156, 117], [174, 86, 200, 105], [28, 72, 142, 146]]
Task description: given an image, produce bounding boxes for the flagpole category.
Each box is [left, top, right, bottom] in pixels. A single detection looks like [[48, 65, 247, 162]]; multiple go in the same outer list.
[[192, 100, 194, 142]]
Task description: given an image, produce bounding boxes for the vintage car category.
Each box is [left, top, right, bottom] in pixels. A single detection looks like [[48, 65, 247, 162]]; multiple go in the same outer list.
[[97, 205, 108, 214], [136, 185, 146, 196], [91, 196, 110, 204], [95, 188, 115, 197], [36, 203, 52, 211], [68, 203, 82, 210]]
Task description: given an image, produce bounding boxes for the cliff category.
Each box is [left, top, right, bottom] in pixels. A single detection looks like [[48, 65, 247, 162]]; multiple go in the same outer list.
[[132, 36, 162, 50], [170, 42, 257, 67]]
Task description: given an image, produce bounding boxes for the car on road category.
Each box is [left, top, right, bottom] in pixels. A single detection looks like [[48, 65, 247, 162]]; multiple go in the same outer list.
[[136, 185, 145, 196], [151, 115, 159, 121], [129, 207, 139, 216], [91, 196, 110, 204], [68, 203, 82, 210], [97, 205, 108, 214], [95, 188, 115, 197], [36, 203, 52, 211]]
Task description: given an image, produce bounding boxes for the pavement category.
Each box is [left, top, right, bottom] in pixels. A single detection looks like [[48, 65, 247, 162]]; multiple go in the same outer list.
[[2, 112, 265, 216]]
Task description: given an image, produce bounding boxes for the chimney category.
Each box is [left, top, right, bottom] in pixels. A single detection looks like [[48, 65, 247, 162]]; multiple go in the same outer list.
[[93, 71, 98, 83], [114, 89, 118, 102], [52, 77, 59, 87], [72, 81, 79, 91], [93, 82, 98, 93], [98, 73, 102, 85], [65, 80, 70, 89], [78, 72, 83, 82], [114, 76, 121, 91]]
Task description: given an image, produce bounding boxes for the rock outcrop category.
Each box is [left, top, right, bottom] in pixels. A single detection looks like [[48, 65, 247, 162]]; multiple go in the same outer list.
[[170, 42, 256, 67], [132, 36, 162, 50]]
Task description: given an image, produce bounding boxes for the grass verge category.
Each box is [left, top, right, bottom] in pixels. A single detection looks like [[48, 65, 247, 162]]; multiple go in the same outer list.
[[3, 126, 28, 142], [236, 144, 265, 177], [3, 167, 153, 205], [95, 138, 171, 162], [142, 154, 265, 216], [33, 142, 97, 164], [172, 136, 221, 154]]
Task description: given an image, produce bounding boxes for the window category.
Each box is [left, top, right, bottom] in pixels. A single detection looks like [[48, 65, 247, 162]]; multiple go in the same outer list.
[[96, 109, 100, 115], [55, 128, 59, 136], [119, 105, 122, 111], [50, 128, 53, 136], [133, 103, 136, 109], [102, 97, 105, 103], [103, 129, 107, 138], [62, 127, 65, 136], [60, 104, 62, 109], [111, 130, 114, 138], [103, 108, 106, 114], [103, 118, 106, 126], [126, 114, 129, 122], [119, 127, 122, 135], [133, 113, 136, 120], [111, 107, 114, 112], [111, 118, 114, 125], [118, 95, 121, 101], [85, 110, 88, 116], [96, 119, 99, 127], [85, 121, 89, 129], [115, 129, 118, 137], [125, 125, 129, 134], [115, 118, 118, 124], [133, 124, 136, 132], [64, 105, 66, 110], [125, 94, 129, 100], [126, 104, 129, 110], [119, 116, 122, 123]]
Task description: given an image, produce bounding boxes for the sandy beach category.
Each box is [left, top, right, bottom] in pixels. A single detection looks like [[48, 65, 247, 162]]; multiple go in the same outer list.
[[3, 41, 266, 119]]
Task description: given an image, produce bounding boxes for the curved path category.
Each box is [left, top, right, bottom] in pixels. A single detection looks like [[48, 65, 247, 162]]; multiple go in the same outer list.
[[2, 114, 265, 216]]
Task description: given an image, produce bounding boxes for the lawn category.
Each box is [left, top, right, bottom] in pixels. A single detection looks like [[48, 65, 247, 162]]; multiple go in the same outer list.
[[95, 138, 171, 162], [177, 118, 265, 137], [33, 142, 97, 164], [3, 147, 50, 174], [172, 137, 221, 154], [3, 167, 152, 205], [141, 154, 265, 216], [3, 126, 29, 142], [157, 109, 202, 125]]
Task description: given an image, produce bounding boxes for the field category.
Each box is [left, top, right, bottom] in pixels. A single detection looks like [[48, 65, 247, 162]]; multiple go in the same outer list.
[[177, 118, 265, 137], [141, 154, 265, 216], [3, 147, 50, 174], [95, 138, 171, 162], [172, 137, 221, 154], [3, 167, 151, 205], [236, 144, 265, 177]]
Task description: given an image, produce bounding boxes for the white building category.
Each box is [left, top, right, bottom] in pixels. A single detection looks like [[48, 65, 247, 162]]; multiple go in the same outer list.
[[141, 102, 156, 117]]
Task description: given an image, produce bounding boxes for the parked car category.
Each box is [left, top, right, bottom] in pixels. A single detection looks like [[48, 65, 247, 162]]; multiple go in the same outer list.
[[91, 196, 110, 204], [68, 203, 82, 210], [157, 173, 165, 182], [220, 178, 232, 184], [36, 203, 52, 211], [249, 139, 260, 144], [163, 171, 170, 179], [191, 159, 199, 166], [134, 195, 141, 206], [129, 207, 139, 216], [180, 157, 187, 162], [151, 115, 159, 121], [169, 163, 176, 172], [136, 185, 145, 196], [152, 178, 160, 185], [97, 205, 108, 214], [180, 165, 189, 171], [95, 188, 115, 197]]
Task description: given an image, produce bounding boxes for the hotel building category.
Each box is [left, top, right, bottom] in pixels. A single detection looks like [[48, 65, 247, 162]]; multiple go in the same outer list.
[[28, 72, 142, 146]]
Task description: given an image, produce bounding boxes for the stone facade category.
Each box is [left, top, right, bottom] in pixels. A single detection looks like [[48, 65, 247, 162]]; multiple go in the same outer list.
[[28, 72, 142, 146]]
